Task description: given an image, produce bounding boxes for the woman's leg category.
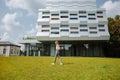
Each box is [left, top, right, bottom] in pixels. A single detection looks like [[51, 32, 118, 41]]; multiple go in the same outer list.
[[57, 52, 62, 64], [53, 52, 58, 63]]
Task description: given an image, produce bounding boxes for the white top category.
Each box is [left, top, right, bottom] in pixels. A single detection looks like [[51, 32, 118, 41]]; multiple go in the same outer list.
[[56, 45, 60, 51]]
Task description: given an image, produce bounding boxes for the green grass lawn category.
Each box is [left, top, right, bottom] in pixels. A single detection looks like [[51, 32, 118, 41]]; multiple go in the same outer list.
[[0, 56, 120, 80]]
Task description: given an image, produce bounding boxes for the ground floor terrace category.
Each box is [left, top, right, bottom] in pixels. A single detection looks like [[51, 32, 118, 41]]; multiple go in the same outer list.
[[22, 41, 108, 57]]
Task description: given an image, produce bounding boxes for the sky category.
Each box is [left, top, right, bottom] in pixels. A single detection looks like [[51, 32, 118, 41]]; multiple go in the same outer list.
[[0, 0, 120, 45]]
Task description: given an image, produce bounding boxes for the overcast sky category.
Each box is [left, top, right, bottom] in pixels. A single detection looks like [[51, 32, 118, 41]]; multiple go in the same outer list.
[[0, 0, 120, 44]]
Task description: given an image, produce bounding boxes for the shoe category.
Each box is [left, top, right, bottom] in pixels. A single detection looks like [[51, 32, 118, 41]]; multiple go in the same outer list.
[[60, 63, 63, 65], [51, 63, 55, 65]]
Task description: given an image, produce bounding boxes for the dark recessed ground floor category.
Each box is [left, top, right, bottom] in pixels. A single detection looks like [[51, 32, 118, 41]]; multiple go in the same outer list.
[[21, 41, 108, 57]]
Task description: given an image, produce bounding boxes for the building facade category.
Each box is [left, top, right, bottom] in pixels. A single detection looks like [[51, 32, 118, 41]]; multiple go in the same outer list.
[[37, 0, 110, 56], [19, 36, 42, 56], [0, 41, 20, 56]]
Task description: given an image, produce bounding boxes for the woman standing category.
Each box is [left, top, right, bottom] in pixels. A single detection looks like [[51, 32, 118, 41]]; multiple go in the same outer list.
[[52, 40, 63, 65]]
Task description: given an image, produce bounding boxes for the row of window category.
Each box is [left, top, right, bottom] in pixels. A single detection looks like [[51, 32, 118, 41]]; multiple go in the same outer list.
[[42, 16, 103, 20], [41, 29, 105, 32], [41, 25, 105, 28], [43, 31, 104, 34], [42, 11, 103, 15], [50, 27, 99, 30]]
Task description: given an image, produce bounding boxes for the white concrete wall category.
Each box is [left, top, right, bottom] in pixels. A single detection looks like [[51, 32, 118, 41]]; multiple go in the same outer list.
[[0, 46, 20, 56]]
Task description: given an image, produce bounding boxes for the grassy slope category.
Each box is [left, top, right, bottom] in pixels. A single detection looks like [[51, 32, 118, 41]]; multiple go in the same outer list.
[[0, 57, 120, 80]]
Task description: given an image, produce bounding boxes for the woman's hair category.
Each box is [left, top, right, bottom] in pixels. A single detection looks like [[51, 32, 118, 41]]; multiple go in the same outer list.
[[55, 40, 59, 45]]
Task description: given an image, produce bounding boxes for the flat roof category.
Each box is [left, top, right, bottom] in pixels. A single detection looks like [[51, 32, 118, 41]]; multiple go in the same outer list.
[[0, 41, 21, 47], [19, 39, 41, 44]]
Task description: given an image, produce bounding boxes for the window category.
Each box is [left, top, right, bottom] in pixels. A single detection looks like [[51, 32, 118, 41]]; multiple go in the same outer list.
[[51, 27, 59, 30], [51, 32, 59, 34], [61, 16, 68, 18], [80, 25, 87, 27], [70, 14, 77, 16], [60, 11, 68, 14], [51, 18, 59, 20], [70, 18, 78, 20], [99, 29, 105, 32], [97, 16, 103, 18], [42, 25, 49, 28], [80, 29, 88, 32], [88, 18, 96, 20], [3, 48, 6, 54], [42, 16, 50, 18], [42, 12, 50, 14], [88, 14, 96, 16], [97, 11, 103, 14], [79, 11, 86, 14], [70, 27, 78, 29], [51, 14, 59, 16], [98, 25, 104, 27], [42, 30, 49, 32], [70, 31, 79, 34], [89, 27, 97, 29], [90, 31, 97, 34], [61, 29, 69, 32], [61, 25, 69, 27], [79, 16, 87, 18]]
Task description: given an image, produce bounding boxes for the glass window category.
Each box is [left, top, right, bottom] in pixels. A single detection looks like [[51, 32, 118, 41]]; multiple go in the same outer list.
[[51, 14, 59, 16], [88, 18, 96, 20], [79, 16, 87, 18], [97, 16, 103, 18], [90, 31, 97, 34], [79, 11, 86, 14], [60, 11, 68, 14], [61, 16, 68, 18], [98, 25, 104, 27], [99, 29, 105, 32], [42, 12, 50, 14], [70, 14, 77, 16], [70, 18, 78, 20], [51, 32, 59, 34], [42, 16, 50, 18], [61, 25, 69, 27], [51, 27, 59, 30], [80, 25, 87, 27], [3, 48, 6, 54], [88, 14, 96, 16], [89, 27, 97, 29], [80, 29, 88, 32], [51, 18, 59, 20], [61, 29, 69, 32], [70, 27, 78, 29], [97, 11, 103, 14], [70, 32, 79, 34], [42, 25, 49, 28], [42, 30, 49, 32]]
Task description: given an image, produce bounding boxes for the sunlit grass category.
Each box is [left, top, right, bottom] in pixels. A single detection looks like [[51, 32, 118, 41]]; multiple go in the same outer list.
[[0, 56, 120, 80]]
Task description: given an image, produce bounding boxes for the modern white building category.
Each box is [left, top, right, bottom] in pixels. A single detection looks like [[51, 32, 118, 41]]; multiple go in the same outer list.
[[0, 41, 20, 56], [37, 0, 110, 56]]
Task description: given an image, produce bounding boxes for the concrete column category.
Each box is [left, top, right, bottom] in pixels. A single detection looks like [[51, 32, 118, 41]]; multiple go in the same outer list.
[[6, 46, 10, 56], [34, 51, 35, 56], [38, 51, 40, 56], [27, 44, 29, 56], [50, 44, 55, 56]]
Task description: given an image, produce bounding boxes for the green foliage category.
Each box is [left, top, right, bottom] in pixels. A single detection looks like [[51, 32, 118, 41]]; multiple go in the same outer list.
[[0, 57, 120, 80], [108, 15, 120, 42]]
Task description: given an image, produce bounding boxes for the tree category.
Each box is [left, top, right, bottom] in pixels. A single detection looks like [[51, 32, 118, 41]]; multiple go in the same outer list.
[[108, 15, 120, 42]]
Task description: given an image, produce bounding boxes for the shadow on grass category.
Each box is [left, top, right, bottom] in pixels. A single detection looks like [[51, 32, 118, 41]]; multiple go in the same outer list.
[[64, 62, 74, 65]]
